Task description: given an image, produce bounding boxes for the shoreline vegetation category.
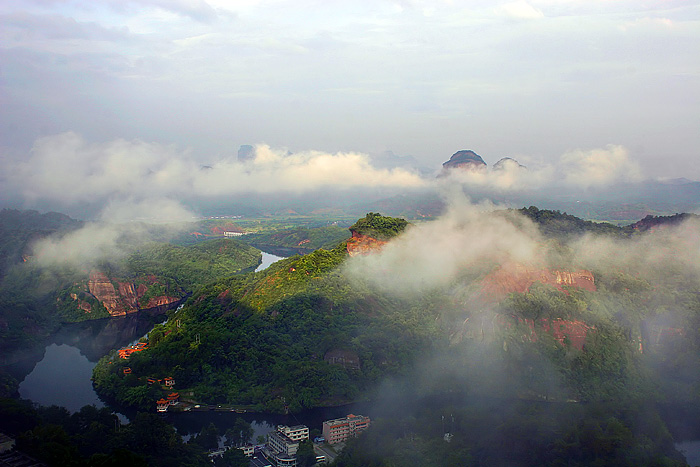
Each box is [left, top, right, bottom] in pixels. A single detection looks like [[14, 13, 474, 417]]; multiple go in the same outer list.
[[3, 209, 700, 465]]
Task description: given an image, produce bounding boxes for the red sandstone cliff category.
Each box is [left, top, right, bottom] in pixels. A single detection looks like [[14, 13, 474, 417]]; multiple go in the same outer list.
[[88, 271, 135, 317], [479, 263, 595, 303], [144, 296, 180, 309], [455, 315, 594, 351], [346, 232, 388, 256], [86, 271, 182, 317]]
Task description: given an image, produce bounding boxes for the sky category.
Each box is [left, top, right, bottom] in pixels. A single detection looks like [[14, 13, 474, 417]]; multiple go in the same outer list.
[[1, 0, 699, 216]]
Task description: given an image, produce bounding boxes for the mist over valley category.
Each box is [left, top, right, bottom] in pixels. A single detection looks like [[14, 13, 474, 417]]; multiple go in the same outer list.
[[1, 0, 699, 465]]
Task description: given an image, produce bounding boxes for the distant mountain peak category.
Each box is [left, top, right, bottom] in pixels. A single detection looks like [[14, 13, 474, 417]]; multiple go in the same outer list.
[[442, 150, 487, 171], [238, 144, 255, 162], [493, 157, 526, 170]]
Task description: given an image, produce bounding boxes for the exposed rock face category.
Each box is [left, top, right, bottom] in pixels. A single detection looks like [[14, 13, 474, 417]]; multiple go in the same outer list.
[[456, 315, 593, 351], [144, 296, 180, 309], [87, 271, 181, 317], [539, 318, 592, 350], [442, 150, 487, 171], [118, 282, 138, 310], [88, 271, 137, 317], [346, 231, 387, 256], [479, 263, 596, 303]]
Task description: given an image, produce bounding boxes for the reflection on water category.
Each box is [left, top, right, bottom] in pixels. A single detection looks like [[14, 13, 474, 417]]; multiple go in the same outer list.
[[11, 250, 289, 414], [255, 251, 285, 272], [18, 343, 103, 412], [9, 313, 166, 413]]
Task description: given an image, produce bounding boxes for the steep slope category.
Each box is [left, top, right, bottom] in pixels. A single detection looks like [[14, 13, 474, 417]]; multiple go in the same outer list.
[[57, 238, 262, 319]]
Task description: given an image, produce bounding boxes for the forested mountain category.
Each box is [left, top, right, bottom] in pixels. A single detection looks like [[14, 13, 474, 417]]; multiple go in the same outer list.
[[0, 209, 82, 278], [238, 225, 350, 251], [3, 207, 699, 465], [92, 209, 700, 465], [0, 210, 261, 358]]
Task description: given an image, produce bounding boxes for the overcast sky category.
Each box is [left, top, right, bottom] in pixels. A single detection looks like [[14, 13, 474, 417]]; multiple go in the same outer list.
[[1, 0, 699, 212]]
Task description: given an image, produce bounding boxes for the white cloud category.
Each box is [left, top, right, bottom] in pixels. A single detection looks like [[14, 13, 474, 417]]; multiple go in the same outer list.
[[6, 133, 427, 205], [435, 145, 645, 193], [30, 197, 196, 269], [344, 195, 546, 295], [32, 222, 126, 268], [100, 198, 195, 223], [346, 195, 700, 299], [560, 145, 643, 189], [439, 158, 554, 191]]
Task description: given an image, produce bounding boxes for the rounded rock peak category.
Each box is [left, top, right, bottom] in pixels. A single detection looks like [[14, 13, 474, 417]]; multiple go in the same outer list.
[[442, 150, 487, 170]]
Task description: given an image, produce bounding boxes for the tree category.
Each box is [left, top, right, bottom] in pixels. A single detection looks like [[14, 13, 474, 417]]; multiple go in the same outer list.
[[216, 447, 249, 467], [194, 422, 220, 451], [296, 439, 316, 467], [225, 418, 253, 447]]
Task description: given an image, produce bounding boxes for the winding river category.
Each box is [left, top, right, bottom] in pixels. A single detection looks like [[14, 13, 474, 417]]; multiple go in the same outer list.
[[8, 249, 700, 462]]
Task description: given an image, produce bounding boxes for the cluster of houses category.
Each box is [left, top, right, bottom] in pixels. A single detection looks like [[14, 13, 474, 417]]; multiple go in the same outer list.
[[117, 341, 148, 359], [235, 414, 370, 467], [156, 392, 180, 412]]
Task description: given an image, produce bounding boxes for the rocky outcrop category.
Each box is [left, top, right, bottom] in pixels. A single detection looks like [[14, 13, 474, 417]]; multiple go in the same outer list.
[[144, 296, 180, 309], [442, 150, 487, 172], [456, 315, 593, 351], [346, 231, 387, 256], [479, 263, 596, 303], [87, 271, 181, 317], [88, 271, 137, 317], [118, 282, 139, 310]]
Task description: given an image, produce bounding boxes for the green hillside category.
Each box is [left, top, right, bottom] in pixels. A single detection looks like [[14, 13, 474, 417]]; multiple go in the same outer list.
[[348, 212, 409, 239], [238, 225, 350, 251], [92, 210, 700, 465], [93, 239, 441, 412]]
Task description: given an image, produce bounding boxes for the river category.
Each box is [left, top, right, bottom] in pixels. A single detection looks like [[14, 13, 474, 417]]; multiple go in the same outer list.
[[11, 248, 293, 433], [255, 250, 285, 272], [9, 248, 700, 462]]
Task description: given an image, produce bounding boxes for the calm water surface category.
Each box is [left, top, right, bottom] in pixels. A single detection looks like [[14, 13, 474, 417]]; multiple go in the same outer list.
[[255, 251, 284, 272], [16, 248, 287, 415], [18, 343, 103, 412]]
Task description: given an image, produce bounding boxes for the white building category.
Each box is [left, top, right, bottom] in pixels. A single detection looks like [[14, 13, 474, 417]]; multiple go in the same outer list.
[[266, 424, 309, 467], [277, 425, 309, 442]]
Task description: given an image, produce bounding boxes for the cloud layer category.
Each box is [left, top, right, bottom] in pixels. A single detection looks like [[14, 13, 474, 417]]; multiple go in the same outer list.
[[438, 145, 644, 192], [345, 196, 700, 299], [1, 1, 698, 180], [4, 131, 651, 215], [344, 196, 547, 295], [5, 132, 425, 207]]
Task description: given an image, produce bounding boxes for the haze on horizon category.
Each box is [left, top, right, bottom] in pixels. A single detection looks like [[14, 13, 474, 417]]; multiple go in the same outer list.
[[1, 0, 699, 216]]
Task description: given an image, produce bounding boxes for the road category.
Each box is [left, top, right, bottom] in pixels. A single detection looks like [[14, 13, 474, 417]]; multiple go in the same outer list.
[[249, 453, 273, 467], [314, 442, 339, 463]]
